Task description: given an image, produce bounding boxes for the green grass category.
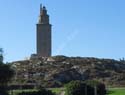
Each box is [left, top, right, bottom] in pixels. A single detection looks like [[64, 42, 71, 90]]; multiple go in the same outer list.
[[108, 88, 125, 95], [50, 87, 125, 95], [8, 87, 125, 95], [8, 88, 63, 95], [50, 88, 65, 94], [9, 89, 36, 95]]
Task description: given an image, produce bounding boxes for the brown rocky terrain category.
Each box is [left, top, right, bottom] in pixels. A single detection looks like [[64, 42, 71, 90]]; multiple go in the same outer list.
[[10, 55, 125, 87]]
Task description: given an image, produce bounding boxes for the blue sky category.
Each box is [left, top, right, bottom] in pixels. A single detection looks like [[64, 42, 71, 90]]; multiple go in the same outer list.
[[0, 0, 125, 62]]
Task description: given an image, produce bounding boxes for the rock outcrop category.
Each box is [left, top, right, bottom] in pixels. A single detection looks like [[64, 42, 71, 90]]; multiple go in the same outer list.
[[10, 56, 125, 87]]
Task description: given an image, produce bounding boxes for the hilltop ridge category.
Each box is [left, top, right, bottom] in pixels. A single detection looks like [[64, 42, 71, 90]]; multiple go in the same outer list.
[[10, 55, 125, 87]]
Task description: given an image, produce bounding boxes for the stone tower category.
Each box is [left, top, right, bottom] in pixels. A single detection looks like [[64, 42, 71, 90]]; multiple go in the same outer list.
[[36, 4, 51, 57]]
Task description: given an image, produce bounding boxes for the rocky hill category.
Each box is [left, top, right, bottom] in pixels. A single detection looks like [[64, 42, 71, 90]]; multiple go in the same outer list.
[[10, 56, 125, 87]]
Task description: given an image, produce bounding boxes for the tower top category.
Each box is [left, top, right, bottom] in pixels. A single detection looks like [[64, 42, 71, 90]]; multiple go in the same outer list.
[[40, 4, 47, 16], [38, 4, 49, 24]]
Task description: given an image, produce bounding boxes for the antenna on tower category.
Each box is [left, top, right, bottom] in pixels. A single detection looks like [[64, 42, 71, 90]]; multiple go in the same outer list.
[[40, 4, 42, 12]]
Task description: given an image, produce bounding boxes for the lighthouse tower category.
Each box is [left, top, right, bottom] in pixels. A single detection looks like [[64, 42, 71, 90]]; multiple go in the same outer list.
[[36, 4, 51, 57]]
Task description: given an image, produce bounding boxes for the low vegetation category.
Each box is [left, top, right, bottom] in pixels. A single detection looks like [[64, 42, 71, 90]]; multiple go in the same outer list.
[[17, 88, 55, 95], [65, 80, 106, 95], [50, 88, 64, 94], [108, 88, 125, 95], [8, 87, 125, 95], [0, 48, 14, 95]]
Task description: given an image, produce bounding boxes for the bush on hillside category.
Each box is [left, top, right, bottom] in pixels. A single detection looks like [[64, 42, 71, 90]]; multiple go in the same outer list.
[[65, 80, 106, 95], [0, 49, 14, 95], [65, 80, 86, 95], [85, 80, 106, 95]]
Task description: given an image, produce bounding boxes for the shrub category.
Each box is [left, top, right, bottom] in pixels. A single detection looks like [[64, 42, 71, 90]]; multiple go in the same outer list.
[[97, 83, 106, 95], [65, 80, 86, 95], [0, 50, 14, 95], [85, 80, 106, 95], [65, 80, 106, 95]]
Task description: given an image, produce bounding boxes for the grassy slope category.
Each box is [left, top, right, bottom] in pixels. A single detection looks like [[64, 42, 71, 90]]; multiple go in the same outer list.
[[51, 88, 125, 95], [50, 88, 64, 94], [108, 88, 125, 95], [9, 88, 63, 95], [9, 89, 36, 95], [8, 88, 125, 95]]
